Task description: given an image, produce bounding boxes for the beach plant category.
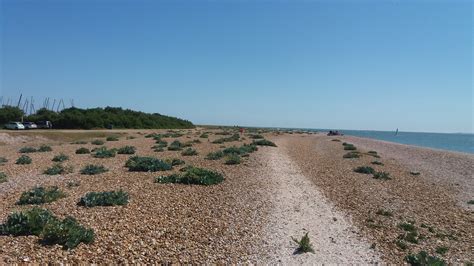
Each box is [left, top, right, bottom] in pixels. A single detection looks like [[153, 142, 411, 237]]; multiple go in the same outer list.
[[0, 172, 7, 183], [182, 141, 194, 147], [155, 140, 168, 147], [80, 164, 108, 175], [468, 200, 474, 205], [155, 167, 224, 185], [368, 151, 378, 155], [0, 207, 94, 249], [92, 147, 116, 158], [405, 251, 445, 266], [375, 209, 393, 217], [249, 134, 264, 139], [292, 232, 314, 254], [192, 139, 201, 144], [16, 155, 32, 164], [343, 144, 357, 151], [19, 146, 37, 153], [125, 156, 172, 172], [117, 146, 136, 154], [126, 136, 136, 140], [252, 139, 277, 147], [343, 152, 360, 159], [44, 164, 72, 175], [199, 133, 209, 138], [206, 151, 224, 160], [164, 158, 185, 166], [17, 186, 66, 205], [353, 166, 375, 174], [66, 180, 81, 188], [91, 139, 105, 145], [181, 148, 198, 156], [371, 161, 384, 165], [225, 154, 241, 165], [52, 153, 69, 162], [71, 140, 88, 144], [395, 239, 408, 250], [106, 136, 119, 141], [435, 246, 448, 255], [212, 134, 240, 144], [168, 140, 183, 151], [373, 171, 391, 180], [38, 145, 52, 152], [410, 171, 420, 176], [75, 147, 90, 154], [0, 157, 8, 164], [78, 190, 129, 207]]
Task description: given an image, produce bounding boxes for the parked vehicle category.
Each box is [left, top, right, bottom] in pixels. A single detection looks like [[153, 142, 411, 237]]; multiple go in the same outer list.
[[22, 122, 38, 129], [4, 121, 25, 130], [36, 121, 53, 129]]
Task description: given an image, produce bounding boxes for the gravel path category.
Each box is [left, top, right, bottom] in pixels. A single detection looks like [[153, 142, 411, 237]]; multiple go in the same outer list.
[[260, 141, 381, 264]]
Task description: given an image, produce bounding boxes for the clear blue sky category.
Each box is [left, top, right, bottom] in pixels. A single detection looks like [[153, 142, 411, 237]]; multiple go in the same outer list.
[[1, 0, 472, 133]]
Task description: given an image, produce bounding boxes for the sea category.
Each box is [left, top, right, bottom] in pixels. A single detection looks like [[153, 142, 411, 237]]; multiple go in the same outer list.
[[311, 129, 474, 154]]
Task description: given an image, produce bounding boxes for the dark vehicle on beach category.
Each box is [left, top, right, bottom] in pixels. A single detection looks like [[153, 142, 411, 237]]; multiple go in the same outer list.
[[36, 121, 53, 129]]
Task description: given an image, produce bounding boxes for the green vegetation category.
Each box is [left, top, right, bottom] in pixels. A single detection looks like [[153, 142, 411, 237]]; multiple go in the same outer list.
[[468, 200, 474, 205], [353, 166, 375, 174], [0, 157, 7, 164], [225, 154, 241, 165], [212, 133, 240, 144], [164, 158, 185, 166], [343, 144, 357, 150], [80, 164, 108, 175], [435, 246, 448, 255], [17, 186, 66, 205], [410, 171, 421, 176], [371, 161, 384, 165], [199, 133, 209, 138], [44, 164, 72, 175], [343, 152, 360, 159], [395, 239, 408, 250], [0, 207, 94, 249], [292, 232, 314, 254], [252, 139, 277, 147], [168, 140, 183, 151], [125, 156, 172, 172], [71, 140, 87, 144], [399, 222, 417, 232], [0, 172, 7, 183], [117, 146, 136, 154], [373, 171, 391, 180], [155, 167, 224, 185], [368, 151, 378, 155], [206, 151, 224, 160], [331, 139, 341, 142], [0, 106, 24, 124], [16, 155, 32, 164], [91, 139, 105, 145], [52, 153, 69, 162], [38, 145, 52, 152], [19, 146, 37, 153], [106, 136, 119, 141], [181, 148, 198, 156], [248, 134, 264, 139], [75, 147, 90, 154], [405, 251, 445, 266], [92, 147, 116, 158], [78, 190, 129, 207]]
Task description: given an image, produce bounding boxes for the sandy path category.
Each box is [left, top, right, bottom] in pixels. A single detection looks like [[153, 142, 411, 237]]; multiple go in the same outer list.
[[260, 140, 381, 264]]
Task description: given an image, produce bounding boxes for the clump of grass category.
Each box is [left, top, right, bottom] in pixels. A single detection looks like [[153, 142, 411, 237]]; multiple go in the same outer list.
[[395, 239, 407, 250], [410, 171, 420, 176], [331, 139, 341, 142], [354, 166, 375, 174], [155, 140, 168, 147], [44, 164, 72, 175], [181, 148, 198, 156], [168, 140, 183, 151], [71, 140, 87, 144], [0, 157, 8, 164], [106, 136, 119, 141], [125, 156, 172, 172], [182, 141, 194, 147], [117, 146, 136, 154], [91, 139, 105, 145], [405, 251, 445, 266], [16, 155, 32, 164], [291, 232, 314, 254], [249, 134, 264, 139], [399, 222, 417, 232], [373, 171, 391, 180], [17, 186, 66, 205], [78, 190, 129, 207], [38, 145, 52, 152], [199, 133, 209, 138], [252, 139, 277, 147], [468, 200, 474, 205], [52, 153, 69, 162], [435, 246, 448, 255], [80, 164, 108, 175], [164, 158, 185, 166], [343, 144, 357, 150], [0, 207, 94, 249], [75, 147, 90, 154], [155, 167, 224, 185], [19, 146, 37, 153], [206, 151, 224, 160], [92, 147, 116, 158], [376, 209, 393, 217], [0, 172, 7, 183], [371, 161, 384, 165], [212, 134, 240, 144], [343, 152, 360, 159], [225, 154, 241, 165]]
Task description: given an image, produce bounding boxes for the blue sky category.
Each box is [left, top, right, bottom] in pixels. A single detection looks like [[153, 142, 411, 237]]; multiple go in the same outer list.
[[1, 0, 472, 133]]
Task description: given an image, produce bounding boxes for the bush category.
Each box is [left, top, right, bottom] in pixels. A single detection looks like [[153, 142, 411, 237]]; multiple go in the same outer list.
[[18, 186, 66, 205], [16, 155, 32, 164], [125, 156, 172, 172], [206, 151, 224, 160], [181, 148, 198, 156], [164, 158, 185, 166], [38, 145, 52, 152], [405, 251, 445, 266], [371, 161, 384, 165], [344, 144, 356, 150], [19, 147, 37, 153], [78, 190, 129, 207], [153, 147, 164, 152], [80, 164, 108, 175], [435, 246, 448, 255], [155, 140, 168, 147], [93, 147, 116, 158], [343, 152, 360, 159], [354, 166, 375, 174], [71, 140, 87, 144], [0, 172, 7, 183], [0, 106, 24, 124], [249, 134, 264, 139], [117, 146, 136, 154], [44, 164, 71, 175], [373, 171, 391, 180], [212, 134, 240, 144], [0, 207, 94, 249], [252, 139, 277, 147], [331, 139, 341, 142], [75, 147, 90, 154], [225, 154, 241, 165], [106, 136, 119, 141], [155, 167, 224, 185], [168, 140, 183, 151], [52, 153, 69, 162], [91, 139, 105, 145], [292, 232, 314, 254], [0, 157, 8, 164], [199, 133, 209, 138]]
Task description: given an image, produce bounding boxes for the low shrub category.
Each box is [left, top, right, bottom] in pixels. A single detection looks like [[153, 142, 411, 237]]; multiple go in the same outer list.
[[52, 153, 69, 162], [331, 139, 341, 142], [468, 200, 474, 205], [252, 139, 277, 147], [410, 171, 420, 176], [344, 144, 357, 150], [71, 140, 87, 144], [19, 147, 37, 153], [249, 134, 264, 139], [155, 140, 168, 147], [373, 171, 391, 180], [181, 148, 198, 156], [212, 134, 240, 144], [206, 151, 224, 160], [93, 148, 116, 158], [125, 156, 172, 172], [199, 133, 209, 138], [44, 164, 72, 175], [16, 155, 32, 164], [38, 145, 52, 152], [168, 140, 183, 151], [0, 157, 8, 164], [399, 222, 417, 232], [343, 152, 360, 159], [155, 167, 224, 185], [75, 147, 90, 154], [371, 161, 384, 165], [292, 232, 314, 254], [395, 239, 407, 250], [354, 166, 375, 174], [106, 136, 119, 141], [435, 246, 448, 255], [80, 164, 108, 175], [405, 251, 445, 266], [0, 208, 94, 249], [164, 158, 185, 166], [91, 139, 105, 145], [117, 146, 136, 154], [192, 139, 201, 144], [18, 186, 66, 205], [78, 190, 129, 207], [0, 172, 7, 183], [182, 141, 193, 147], [225, 154, 241, 165]]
